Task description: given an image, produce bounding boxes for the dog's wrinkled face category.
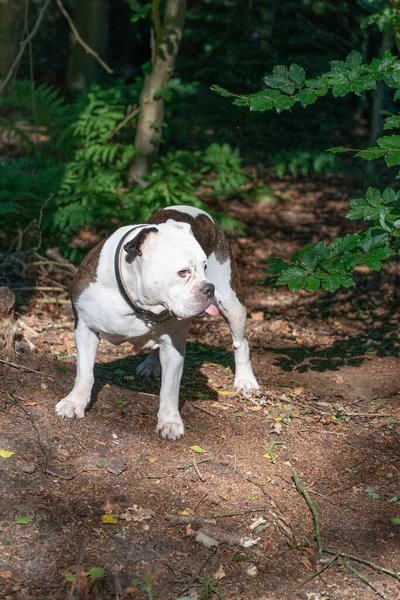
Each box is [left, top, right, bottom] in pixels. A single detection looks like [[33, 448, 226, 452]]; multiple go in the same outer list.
[[125, 221, 216, 319]]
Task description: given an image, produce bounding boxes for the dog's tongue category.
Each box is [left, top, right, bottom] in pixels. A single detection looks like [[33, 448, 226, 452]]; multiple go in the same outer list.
[[205, 303, 219, 316]]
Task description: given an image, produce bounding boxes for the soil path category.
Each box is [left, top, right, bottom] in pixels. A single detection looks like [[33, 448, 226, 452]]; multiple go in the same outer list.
[[1, 176, 399, 600]]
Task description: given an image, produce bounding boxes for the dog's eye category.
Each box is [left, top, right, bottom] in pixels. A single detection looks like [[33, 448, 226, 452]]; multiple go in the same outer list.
[[178, 269, 190, 278]]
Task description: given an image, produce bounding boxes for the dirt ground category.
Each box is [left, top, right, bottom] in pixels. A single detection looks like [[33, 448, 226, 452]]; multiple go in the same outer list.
[[1, 175, 400, 600]]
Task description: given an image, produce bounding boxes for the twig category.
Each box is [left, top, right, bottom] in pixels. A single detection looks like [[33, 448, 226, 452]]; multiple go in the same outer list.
[[212, 508, 269, 519], [292, 553, 339, 591], [292, 470, 323, 558], [55, 0, 113, 74], [192, 458, 205, 482], [0, 0, 53, 97], [341, 559, 391, 600], [0, 357, 57, 379], [324, 549, 400, 581], [165, 514, 216, 527], [108, 107, 140, 140], [192, 405, 217, 417], [291, 429, 346, 436], [8, 392, 49, 472], [178, 458, 210, 471]]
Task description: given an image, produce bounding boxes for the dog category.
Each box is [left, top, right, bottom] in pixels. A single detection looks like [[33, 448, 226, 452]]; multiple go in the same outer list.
[[55, 205, 259, 440]]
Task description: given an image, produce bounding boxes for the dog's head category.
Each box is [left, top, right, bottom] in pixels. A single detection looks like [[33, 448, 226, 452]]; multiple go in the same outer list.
[[123, 221, 217, 320]]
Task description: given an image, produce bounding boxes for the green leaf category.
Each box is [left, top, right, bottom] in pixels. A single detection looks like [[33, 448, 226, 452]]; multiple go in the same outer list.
[[89, 567, 105, 580], [322, 273, 341, 293], [377, 135, 400, 150], [355, 148, 387, 161], [346, 50, 363, 70], [190, 445, 208, 453], [390, 517, 400, 525], [15, 517, 32, 525], [332, 82, 352, 97], [385, 150, 400, 167], [297, 89, 317, 107], [328, 146, 349, 154], [275, 95, 295, 113], [65, 573, 75, 582], [382, 187, 397, 204], [288, 64, 305, 86], [210, 85, 232, 97], [232, 555, 249, 563], [304, 276, 320, 291], [383, 115, 400, 130], [366, 188, 382, 207], [365, 486, 379, 500], [265, 257, 288, 275]]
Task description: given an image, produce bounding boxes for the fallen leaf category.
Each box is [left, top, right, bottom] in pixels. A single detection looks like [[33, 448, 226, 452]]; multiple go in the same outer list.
[[246, 564, 258, 577], [271, 422, 283, 435], [15, 517, 32, 525], [190, 445, 208, 454], [102, 514, 118, 524], [214, 564, 226, 580], [249, 516, 267, 530], [295, 337, 303, 345], [119, 505, 154, 522], [217, 390, 231, 395], [0, 450, 14, 458], [0, 570, 13, 579], [147, 457, 157, 463], [249, 406, 262, 412], [293, 387, 304, 395], [95, 440, 108, 446], [88, 567, 104, 580]]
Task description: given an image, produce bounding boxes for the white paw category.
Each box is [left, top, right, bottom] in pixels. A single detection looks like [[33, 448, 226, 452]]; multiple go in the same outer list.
[[136, 359, 161, 379], [55, 397, 86, 419], [234, 374, 259, 392], [156, 416, 184, 441]]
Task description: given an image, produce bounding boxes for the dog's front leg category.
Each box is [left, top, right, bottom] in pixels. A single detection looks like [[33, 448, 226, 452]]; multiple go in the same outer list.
[[55, 318, 100, 419], [156, 326, 189, 441]]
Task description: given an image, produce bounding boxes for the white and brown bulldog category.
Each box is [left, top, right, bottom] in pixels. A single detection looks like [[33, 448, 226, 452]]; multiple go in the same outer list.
[[56, 205, 259, 440]]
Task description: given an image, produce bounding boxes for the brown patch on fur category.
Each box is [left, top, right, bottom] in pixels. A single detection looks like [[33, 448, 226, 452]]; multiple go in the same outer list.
[[69, 240, 106, 326], [147, 209, 244, 303]]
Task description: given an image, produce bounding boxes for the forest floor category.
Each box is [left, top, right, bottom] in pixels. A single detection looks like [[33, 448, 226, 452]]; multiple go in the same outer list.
[[1, 174, 400, 600]]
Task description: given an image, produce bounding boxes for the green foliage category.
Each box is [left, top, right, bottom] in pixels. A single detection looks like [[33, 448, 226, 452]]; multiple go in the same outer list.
[[271, 150, 337, 178], [0, 80, 247, 254], [215, 49, 400, 292], [212, 50, 400, 113]]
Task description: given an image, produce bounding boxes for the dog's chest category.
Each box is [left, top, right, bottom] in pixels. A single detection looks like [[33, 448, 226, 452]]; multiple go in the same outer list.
[[76, 282, 154, 343]]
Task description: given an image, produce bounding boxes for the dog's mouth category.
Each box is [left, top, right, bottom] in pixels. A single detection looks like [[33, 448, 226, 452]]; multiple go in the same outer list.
[[171, 301, 220, 320]]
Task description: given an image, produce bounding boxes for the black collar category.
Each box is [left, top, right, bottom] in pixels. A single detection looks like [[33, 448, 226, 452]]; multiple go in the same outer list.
[[114, 227, 173, 324]]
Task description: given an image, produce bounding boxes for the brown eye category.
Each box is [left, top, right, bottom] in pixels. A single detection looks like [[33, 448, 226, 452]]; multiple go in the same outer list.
[[179, 270, 190, 277]]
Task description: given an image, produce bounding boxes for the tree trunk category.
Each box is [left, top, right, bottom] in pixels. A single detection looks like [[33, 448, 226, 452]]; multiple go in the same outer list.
[[128, 0, 186, 184], [391, 0, 400, 54], [65, 0, 109, 95], [0, 0, 25, 97]]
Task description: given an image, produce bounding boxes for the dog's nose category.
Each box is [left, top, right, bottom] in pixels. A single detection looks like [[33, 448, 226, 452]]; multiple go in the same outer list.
[[200, 283, 215, 298]]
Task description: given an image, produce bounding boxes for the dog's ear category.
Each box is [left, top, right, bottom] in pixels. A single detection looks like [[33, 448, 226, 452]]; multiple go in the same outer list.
[[124, 227, 158, 259]]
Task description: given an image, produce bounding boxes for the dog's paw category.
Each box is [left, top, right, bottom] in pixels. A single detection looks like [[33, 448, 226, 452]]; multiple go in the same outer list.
[[136, 359, 161, 379], [55, 397, 86, 419], [156, 417, 184, 441], [234, 374, 259, 392]]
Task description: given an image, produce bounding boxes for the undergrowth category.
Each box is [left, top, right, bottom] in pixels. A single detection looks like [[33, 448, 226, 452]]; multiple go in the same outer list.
[[0, 80, 248, 258]]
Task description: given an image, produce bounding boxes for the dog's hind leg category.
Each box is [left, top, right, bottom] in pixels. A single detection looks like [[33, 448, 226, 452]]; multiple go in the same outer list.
[[55, 318, 100, 418], [136, 348, 161, 378]]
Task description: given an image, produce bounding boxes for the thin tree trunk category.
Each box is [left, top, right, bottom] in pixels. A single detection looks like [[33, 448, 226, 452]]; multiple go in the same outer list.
[[0, 0, 25, 97], [65, 0, 109, 95], [390, 0, 400, 54], [128, 0, 186, 184]]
